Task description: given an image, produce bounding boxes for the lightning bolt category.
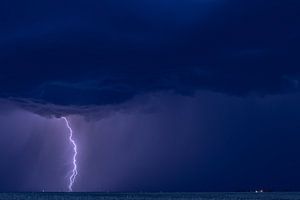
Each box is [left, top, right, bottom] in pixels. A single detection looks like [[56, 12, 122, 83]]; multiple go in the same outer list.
[[62, 117, 78, 192]]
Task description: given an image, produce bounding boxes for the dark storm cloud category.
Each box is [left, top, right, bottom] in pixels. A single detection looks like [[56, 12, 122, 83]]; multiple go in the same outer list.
[[1, 0, 300, 115], [1, 0, 300, 192]]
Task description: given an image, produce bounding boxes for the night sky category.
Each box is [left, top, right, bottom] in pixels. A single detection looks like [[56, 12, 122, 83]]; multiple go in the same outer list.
[[0, 0, 300, 192]]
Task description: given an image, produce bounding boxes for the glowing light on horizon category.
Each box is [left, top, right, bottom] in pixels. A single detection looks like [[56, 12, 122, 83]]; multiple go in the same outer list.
[[62, 117, 78, 192]]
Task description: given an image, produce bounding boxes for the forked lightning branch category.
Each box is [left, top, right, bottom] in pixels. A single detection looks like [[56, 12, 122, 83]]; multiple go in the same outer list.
[[62, 117, 78, 192]]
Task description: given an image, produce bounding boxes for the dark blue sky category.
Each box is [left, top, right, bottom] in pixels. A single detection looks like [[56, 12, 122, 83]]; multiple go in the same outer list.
[[0, 0, 300, 192]]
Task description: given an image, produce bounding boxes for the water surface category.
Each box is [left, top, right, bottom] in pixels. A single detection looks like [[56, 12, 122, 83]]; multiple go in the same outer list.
[[1, 192, 299, 200]]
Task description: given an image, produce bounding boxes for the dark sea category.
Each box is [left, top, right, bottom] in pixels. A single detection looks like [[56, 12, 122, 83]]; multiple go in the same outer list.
[[0, 193, 300, 200]]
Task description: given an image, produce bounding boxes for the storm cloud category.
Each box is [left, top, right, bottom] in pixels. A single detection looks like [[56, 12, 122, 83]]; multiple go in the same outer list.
[[1, 0, 300, 192], [1, 0, 299, 116]]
